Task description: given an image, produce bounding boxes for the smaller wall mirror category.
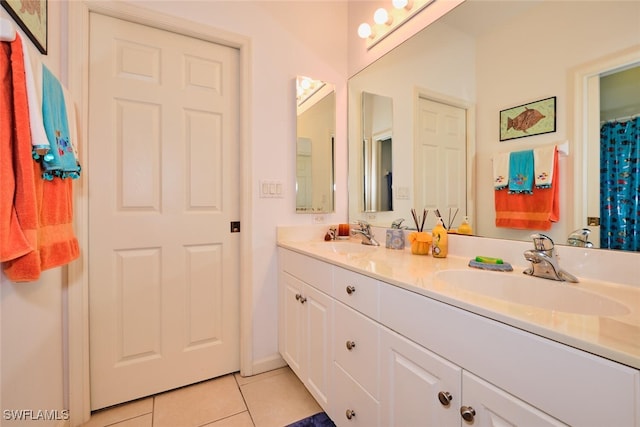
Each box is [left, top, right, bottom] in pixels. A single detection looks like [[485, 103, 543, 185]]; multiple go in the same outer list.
[[362, 91, 393, 212], [296, 76, 336, 213]]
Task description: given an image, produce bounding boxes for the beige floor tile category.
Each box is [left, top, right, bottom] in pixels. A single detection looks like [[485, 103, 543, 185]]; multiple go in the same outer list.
[[153, 374, 247, 427], [203, 411, 254, 427], [234, 366, 290, 386], [80, 397, 153, 427], [240, 369, 321, 427], [109, 413, 153, 427]]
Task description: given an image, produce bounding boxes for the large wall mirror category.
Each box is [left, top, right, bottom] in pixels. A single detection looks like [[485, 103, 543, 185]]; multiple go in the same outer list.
[[296, 76, 335, 213], [348, 0, 640, 252]]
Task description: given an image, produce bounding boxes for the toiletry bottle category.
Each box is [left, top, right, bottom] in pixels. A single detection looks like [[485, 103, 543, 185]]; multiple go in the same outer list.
[[432, 218, 448, 258], [458, 216, 472, 235]]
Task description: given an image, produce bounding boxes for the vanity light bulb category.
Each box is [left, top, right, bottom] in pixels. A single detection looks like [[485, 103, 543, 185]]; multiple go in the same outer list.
[[374, 8, 392, 25], [392, 0, 412, 10], [357, 23, 373, 39], [300, 78, 311, 90]]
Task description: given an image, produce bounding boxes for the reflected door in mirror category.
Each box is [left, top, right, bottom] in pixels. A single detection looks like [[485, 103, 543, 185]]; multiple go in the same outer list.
[[415, 97, 466, 230]]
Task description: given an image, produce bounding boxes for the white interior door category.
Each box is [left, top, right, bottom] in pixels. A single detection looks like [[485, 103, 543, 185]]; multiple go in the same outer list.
[[415, 97, 466, 230], [87, 12, 240, 410]]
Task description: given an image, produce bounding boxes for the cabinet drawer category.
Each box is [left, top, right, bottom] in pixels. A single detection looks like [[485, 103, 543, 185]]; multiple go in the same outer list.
[[332, 363, 379, 427], [334, 301, 379, 398], [333, 266, 379, 319], [281, 249, 333, 295]]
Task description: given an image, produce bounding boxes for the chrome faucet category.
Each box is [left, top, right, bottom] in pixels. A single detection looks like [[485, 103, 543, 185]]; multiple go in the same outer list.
[[523, 234, 578, 282], [567, 228, 593, 247], [351, 220, 380, 246]]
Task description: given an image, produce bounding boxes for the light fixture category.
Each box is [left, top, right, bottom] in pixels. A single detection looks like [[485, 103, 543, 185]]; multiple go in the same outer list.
[[358, 0, 433, 49], [357, 22, 373, 39], [373, 8, 392, 25]]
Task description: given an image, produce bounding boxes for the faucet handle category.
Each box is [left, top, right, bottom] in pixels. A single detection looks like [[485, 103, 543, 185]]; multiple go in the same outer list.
[[531, 233, 555, 252]]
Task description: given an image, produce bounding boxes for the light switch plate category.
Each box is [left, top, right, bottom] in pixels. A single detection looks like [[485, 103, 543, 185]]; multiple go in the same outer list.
[[259, 180, 284, 198]]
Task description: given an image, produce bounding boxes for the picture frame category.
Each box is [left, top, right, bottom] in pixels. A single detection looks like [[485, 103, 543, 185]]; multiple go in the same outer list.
[[1, 0, 47, 54], [499, 96, 556, 141]]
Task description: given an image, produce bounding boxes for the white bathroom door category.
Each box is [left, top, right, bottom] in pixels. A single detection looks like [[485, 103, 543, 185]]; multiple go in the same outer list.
[[87, 13, 240, 410], [415, 97, 466, 229]]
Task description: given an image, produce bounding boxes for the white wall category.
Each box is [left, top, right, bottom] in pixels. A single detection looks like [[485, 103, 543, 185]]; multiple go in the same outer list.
[[1, 3, 67, 426]]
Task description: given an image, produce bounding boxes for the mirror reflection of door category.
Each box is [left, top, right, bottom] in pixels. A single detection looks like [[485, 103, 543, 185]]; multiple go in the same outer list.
[[362, 92, 393, 212], [415, 97, 466, 230]]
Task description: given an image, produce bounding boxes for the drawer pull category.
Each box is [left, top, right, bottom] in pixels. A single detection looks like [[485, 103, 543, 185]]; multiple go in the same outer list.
[[346, 340, 356, 350], [345, 409, 356, 420], [460, 406, 476, 422], [437, 391, 452, 406], [346, 285, 356, 295]]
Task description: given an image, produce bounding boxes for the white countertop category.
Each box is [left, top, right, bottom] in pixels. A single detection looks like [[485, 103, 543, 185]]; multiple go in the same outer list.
[[277, 233, 640, 370]]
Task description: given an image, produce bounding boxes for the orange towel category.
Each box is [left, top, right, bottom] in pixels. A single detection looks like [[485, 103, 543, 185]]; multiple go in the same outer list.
[[1, 35, 79, 282], [0, 36, 38, 264], [495, 148, 559, 230]]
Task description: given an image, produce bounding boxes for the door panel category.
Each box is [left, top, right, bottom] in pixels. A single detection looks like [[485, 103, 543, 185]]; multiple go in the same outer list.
[[88, 12, 240, 410]]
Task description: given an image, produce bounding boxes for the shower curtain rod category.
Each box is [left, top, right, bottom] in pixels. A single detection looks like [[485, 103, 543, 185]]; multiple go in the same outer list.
[[601, 113, 640, 125]]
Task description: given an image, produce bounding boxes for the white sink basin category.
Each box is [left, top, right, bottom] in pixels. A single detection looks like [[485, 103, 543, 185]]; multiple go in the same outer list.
[[310, 241, 380, 256], [434, 269, 629, 316]]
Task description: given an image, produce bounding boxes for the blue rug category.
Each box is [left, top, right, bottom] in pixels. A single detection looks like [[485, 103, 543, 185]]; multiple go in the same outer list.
[[286, 412, 336, 427]]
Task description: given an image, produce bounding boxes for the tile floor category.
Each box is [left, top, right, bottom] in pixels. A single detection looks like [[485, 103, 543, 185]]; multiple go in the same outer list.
[[81, 367, 324, 427]]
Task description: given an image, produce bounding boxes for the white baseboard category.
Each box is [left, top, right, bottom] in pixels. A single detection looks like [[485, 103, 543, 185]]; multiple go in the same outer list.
[[249, 354, 287, 376]]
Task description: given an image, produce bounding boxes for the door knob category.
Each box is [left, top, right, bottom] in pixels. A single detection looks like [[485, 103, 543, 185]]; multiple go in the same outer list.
[[345, 409, 356, 420], [346, 340, 356, 350], [346, 285, 356, 295], [460, 405, 476, 422], [438, 391, 453, 406]]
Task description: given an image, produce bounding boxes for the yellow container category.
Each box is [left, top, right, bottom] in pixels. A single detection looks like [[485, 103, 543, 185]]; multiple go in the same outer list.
[[457, 216, 473, 235], [431, 219, 448, 258], [408, 231, 431, 255]]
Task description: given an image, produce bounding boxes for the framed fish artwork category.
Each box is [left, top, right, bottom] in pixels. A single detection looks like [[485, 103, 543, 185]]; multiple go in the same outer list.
[[1, 0, 47, 54], [499, 96, 556, 141]]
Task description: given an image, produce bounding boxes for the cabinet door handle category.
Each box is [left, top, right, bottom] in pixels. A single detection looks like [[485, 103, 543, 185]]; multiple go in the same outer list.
[[346, 340, 356, 350], [437, 391, 453, 406], [295, 293, 301, 301], [345, 409, 356, 420], [346, 285, 356, 295], [460, 406, 476, 422], [299, 296, 307, 304]]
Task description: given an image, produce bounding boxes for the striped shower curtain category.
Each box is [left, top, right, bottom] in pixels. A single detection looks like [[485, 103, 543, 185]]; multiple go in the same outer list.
[[600, 116, 639, 251]]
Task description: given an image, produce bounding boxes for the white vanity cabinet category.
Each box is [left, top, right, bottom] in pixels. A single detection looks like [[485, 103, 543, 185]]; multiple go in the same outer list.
[[278, 248, 640, 427], [279, 249, 333, 411]]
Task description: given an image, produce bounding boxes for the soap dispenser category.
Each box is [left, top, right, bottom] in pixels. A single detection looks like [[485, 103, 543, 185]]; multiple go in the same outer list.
[[431, 217, 448, 258]]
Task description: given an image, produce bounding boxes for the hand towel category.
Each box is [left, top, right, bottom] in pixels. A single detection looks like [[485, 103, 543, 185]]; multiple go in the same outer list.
[[534, 145, 556, 188], [495, 149, 559, 230], [508, 149, 534, 194], [0, 36, 38, 264], [40, 65, 81, 180], [20, 35, 50, 158], [492, 152, 509, 190]]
